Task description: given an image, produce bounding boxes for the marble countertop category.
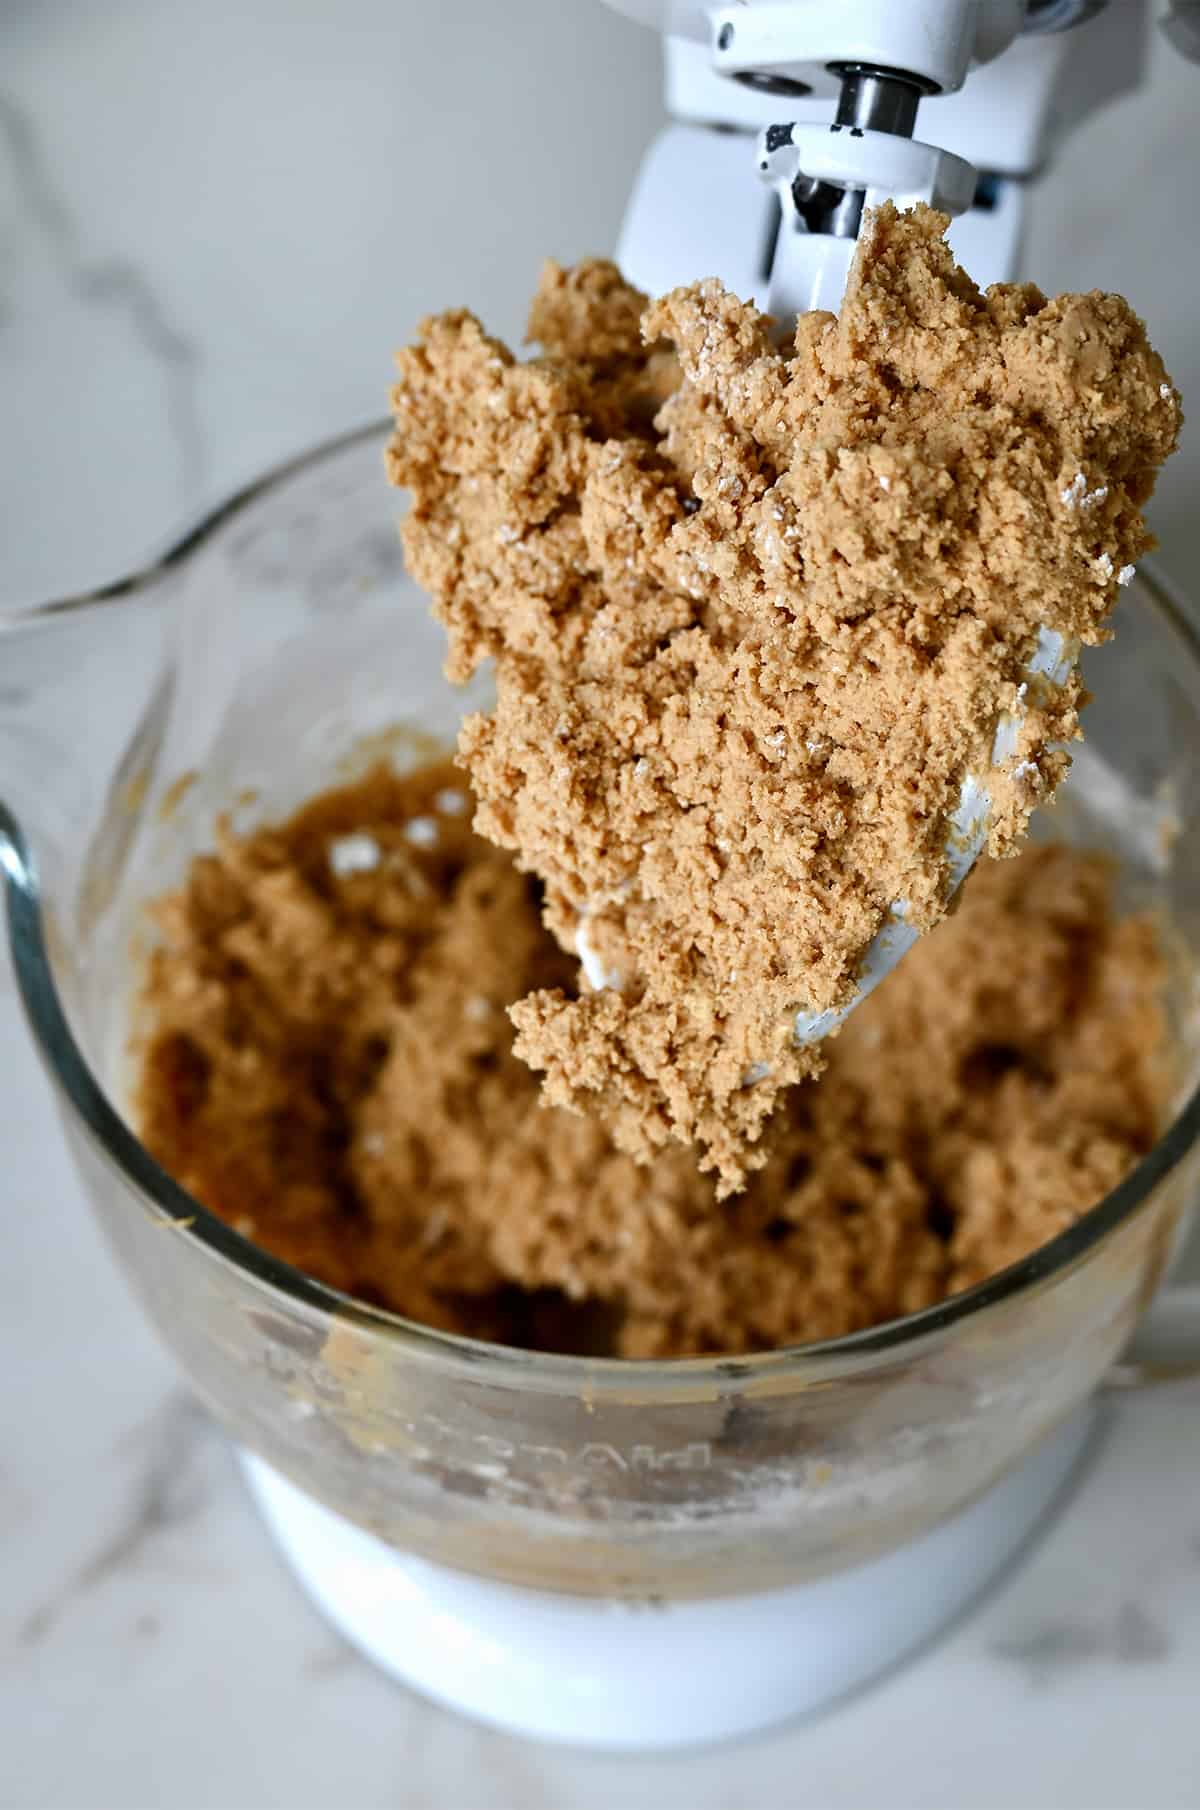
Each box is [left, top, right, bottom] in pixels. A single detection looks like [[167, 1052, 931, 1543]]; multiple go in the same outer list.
[[3, 4, 1200, 1806]]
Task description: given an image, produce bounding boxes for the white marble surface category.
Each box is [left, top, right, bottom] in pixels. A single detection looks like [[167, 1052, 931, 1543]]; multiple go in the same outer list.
[[3, 4, 1200, 1806]]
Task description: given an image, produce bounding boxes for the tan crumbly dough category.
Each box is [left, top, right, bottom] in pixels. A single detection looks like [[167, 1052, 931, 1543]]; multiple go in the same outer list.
[[136, 763, 1170, 1359], [386, 204, 1180, 1193]]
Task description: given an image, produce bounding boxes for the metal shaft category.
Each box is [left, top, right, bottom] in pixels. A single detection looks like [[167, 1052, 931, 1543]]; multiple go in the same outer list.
[[793, 64, 928, 239], [832, 65, 926, 138]]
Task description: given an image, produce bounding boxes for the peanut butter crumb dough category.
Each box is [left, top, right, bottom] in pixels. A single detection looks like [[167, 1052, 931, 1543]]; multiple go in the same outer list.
[[387, 204, 1180, 1193], [136, 763, 1169, 1360]]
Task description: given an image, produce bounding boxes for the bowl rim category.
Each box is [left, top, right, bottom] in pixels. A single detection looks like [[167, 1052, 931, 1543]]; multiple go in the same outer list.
[[5, 418, 1199, 1392]]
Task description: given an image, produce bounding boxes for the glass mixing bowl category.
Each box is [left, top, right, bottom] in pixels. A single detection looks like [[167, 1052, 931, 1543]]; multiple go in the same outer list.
[[3, 423, 1200, 1617]]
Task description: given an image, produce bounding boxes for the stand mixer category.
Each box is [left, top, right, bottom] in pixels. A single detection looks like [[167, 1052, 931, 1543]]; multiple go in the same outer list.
[[3, 0, 1200, 1757], [239, 0, 1200, 1745]]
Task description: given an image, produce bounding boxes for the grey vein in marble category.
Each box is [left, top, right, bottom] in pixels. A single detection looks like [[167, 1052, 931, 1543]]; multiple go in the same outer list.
[[300, 1639, 365, 1681], [0, 88, 208, 506], [990, 1600, 1172, 1688], [17, 1389, 215, 1649]]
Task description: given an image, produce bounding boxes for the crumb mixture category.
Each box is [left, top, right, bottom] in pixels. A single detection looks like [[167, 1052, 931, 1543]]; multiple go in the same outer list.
[[386, 204, 1180, 1193], [136, 763, 1169, 1359]]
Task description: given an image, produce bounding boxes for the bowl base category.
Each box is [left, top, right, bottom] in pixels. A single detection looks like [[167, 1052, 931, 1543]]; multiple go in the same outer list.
[[240, 1407, 1094, 1751]]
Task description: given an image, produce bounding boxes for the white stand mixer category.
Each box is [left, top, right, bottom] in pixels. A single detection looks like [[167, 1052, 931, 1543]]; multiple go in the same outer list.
[[244, 0, 1198, 1749], [245, 1411, 1093, 1748]]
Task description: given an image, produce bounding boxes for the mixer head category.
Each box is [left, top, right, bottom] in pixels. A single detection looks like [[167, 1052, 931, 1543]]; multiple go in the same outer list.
[[606, 1, 1199, 313], [721, 1, 1109, 312]]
